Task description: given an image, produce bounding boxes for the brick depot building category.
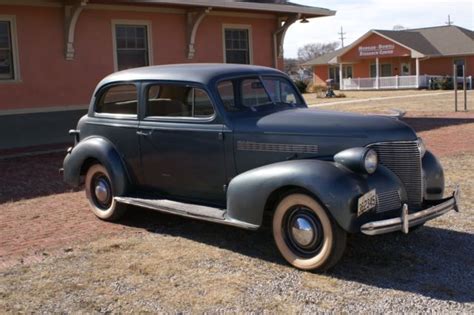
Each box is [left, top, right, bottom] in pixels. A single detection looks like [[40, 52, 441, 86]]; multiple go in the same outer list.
[[304, 25, 474, 90], [0, 0, 334, 150]]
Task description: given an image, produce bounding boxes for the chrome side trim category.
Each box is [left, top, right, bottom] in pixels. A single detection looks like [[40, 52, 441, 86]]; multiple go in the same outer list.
[[361, 186, 460, 236], [115, 197, 259, 230], [237, 141, 319, 154]]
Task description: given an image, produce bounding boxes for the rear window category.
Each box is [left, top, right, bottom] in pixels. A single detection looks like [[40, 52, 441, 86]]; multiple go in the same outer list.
[[96, 84, 137, 115]]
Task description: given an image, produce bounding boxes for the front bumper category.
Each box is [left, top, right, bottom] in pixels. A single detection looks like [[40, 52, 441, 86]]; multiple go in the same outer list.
[[361, 186, 460, 235]]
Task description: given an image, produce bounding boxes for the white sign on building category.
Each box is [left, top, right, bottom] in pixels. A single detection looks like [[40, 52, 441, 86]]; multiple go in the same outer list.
[[358, 44, 395, 57]]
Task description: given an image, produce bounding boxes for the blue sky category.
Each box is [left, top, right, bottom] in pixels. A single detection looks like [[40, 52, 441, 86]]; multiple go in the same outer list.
[[284, 0, 474, 58]]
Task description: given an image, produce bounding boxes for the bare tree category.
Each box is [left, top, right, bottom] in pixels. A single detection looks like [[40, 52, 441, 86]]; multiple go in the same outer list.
[[283, 58, 299, 73], [297, 42, 340, 63]]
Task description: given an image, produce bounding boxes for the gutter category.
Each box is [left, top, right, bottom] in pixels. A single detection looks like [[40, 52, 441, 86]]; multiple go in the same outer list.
[[129, 0, 335, 17]]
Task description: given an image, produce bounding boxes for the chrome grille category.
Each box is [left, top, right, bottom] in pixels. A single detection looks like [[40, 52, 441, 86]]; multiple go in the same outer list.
[[377, 190, 402, 213], [369, 141, 423, 206]]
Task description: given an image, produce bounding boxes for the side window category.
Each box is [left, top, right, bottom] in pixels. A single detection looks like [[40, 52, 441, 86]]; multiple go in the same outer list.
[[96, 84, 137, 115], [241, 78, 271, 107], [217, 80, 236, 111], [262, 77, 300, 105], [146, 84, 214, 118]]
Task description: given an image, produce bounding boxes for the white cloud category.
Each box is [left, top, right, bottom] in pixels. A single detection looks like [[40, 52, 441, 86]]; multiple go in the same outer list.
[[284, 0, 474, 58]]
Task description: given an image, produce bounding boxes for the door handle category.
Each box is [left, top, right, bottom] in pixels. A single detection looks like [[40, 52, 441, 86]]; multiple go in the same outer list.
[[136, 130, 153, 137]]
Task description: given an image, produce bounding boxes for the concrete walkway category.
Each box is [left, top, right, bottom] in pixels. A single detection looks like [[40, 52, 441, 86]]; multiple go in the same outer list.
[[307, 91, 461, 107]]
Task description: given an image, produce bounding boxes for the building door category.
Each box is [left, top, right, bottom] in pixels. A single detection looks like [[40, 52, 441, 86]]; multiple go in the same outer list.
[[400, 63, 411, 76]]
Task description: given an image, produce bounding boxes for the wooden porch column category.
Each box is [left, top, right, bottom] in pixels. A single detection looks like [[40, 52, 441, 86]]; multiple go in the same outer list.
[[415, 57, 420, 88], [375, 57, 380, 89], [339, 63, 343, 90]]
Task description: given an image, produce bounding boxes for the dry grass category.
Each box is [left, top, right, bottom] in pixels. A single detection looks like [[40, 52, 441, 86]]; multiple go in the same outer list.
[[304, 90, 474, 114], [0, 151, 472, 313], [304, 89, 454, 106]]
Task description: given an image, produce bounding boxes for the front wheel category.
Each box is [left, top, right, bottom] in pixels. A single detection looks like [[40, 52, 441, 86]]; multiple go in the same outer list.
[[272, 194, 347, 271], [85, 164, 127, 221]]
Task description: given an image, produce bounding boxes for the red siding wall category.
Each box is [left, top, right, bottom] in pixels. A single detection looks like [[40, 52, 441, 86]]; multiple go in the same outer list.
[[0, 5, 279, 111]]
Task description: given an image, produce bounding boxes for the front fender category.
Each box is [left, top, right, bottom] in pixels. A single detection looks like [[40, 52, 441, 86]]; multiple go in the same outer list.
[[226, 159, 369, 230], [62, 137, 130, 196], [422, 150, 445, 200]]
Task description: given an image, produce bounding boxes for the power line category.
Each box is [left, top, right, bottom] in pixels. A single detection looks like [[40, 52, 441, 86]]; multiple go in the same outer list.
[[338, 26, 346, 47], [446, 15, 454, 26]]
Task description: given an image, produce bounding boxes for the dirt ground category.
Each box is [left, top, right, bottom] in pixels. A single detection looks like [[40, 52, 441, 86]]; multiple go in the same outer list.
[[0, 91, 473, 312]]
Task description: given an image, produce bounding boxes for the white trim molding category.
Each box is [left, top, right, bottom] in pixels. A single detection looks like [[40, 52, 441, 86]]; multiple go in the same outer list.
[[0, 15, 21, 83], [222, 24, 253, 65], [111, 19, 153, 72]]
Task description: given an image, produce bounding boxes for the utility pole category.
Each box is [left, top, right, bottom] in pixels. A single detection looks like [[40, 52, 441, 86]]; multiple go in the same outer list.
[[338, 26, 346, 47], [446, 15, 454, 26]]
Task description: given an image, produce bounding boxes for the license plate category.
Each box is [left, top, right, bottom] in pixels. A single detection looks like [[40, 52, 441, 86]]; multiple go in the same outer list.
[[358, 189, 377, 216]]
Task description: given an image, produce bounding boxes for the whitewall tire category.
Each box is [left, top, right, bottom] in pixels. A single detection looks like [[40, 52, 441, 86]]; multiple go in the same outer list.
[[85, 164, 127, 221], [273, 194, 347, 271]]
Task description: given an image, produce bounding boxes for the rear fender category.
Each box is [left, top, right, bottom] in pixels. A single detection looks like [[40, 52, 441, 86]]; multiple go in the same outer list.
[[63, 137, 130, 196]]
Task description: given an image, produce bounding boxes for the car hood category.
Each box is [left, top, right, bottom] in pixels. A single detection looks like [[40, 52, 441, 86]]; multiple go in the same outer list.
[[233, 108, 417, 144]]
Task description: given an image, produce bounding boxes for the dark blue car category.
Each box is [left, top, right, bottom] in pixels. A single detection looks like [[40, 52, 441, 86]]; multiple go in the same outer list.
[[62, 64, 459, 271]]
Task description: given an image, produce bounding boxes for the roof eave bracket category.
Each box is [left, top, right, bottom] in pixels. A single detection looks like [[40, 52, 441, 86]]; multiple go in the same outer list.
[[187, 7, 212, 60], [274, 13, 301, 58], [64, 0, 88, 61]]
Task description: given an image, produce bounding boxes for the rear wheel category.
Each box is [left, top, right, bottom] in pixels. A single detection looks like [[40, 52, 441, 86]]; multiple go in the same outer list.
[[85, 164, 127, 221], [272, 194, 347, 271]]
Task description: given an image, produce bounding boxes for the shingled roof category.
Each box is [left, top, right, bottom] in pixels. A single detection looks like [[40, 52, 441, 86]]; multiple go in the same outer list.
[[304, 25, 474, 66]]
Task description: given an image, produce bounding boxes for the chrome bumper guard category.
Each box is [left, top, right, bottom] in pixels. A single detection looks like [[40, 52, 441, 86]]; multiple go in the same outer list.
[[361, 186, 460, 235]]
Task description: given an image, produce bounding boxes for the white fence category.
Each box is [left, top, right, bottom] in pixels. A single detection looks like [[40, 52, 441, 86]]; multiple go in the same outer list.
[[341, 75, 473, 90], [342, 75, 419, 90]]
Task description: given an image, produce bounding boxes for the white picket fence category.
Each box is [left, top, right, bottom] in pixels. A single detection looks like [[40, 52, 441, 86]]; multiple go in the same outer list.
[[342, 75, 474, 90], [342, 75, 420, 90]]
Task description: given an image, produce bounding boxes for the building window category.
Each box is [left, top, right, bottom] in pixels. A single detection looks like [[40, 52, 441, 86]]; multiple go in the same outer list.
[[343, 65, 353, 79], [370, 63, 392, 77], [224, 27, 251, 64], [114, 23, 150, 71], [329, 66, 340, 83], [381, 64, 392, 77], [0, 19, 17, 81], [454, 59, 465, 77]]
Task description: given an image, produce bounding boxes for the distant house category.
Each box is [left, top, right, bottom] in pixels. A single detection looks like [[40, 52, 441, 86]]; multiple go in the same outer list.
[[0, 0, 334, 150], [304, 25, 474, 90]]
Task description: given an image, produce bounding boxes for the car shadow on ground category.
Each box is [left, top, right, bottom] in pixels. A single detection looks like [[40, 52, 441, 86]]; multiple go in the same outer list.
[[402, 117, 474, 133], [117, 206, 473, 304]]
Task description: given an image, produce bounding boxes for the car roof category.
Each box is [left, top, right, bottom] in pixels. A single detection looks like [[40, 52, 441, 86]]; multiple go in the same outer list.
[[97, 63, 286, 89]]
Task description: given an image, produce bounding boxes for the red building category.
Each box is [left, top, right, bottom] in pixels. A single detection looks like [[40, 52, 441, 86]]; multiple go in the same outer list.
[[304, 26, 474, 90], [0, 0, 333, 150]]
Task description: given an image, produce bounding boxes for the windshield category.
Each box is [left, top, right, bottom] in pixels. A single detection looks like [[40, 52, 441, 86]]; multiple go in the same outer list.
[[217, 76, 305, 112]]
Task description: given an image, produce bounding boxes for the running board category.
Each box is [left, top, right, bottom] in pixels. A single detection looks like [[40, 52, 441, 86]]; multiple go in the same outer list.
[[114, 197, 259, 230]]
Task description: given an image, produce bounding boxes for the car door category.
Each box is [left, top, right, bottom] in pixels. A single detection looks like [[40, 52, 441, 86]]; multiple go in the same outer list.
[[138, 81, 227, 205]]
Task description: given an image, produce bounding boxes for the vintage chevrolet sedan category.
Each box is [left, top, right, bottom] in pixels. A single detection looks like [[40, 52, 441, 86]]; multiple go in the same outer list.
[[62, 64, 459, 271]]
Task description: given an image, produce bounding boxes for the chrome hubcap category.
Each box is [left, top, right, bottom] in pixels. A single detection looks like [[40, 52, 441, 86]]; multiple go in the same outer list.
[[94, 180, 110, 204], [291, 217, 316, 247], [284, 206, 324, 258]]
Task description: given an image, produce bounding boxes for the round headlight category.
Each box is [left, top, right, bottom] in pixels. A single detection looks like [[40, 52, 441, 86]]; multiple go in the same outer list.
[[364, 149, 378, 174], [417, 137, 426, 157]]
